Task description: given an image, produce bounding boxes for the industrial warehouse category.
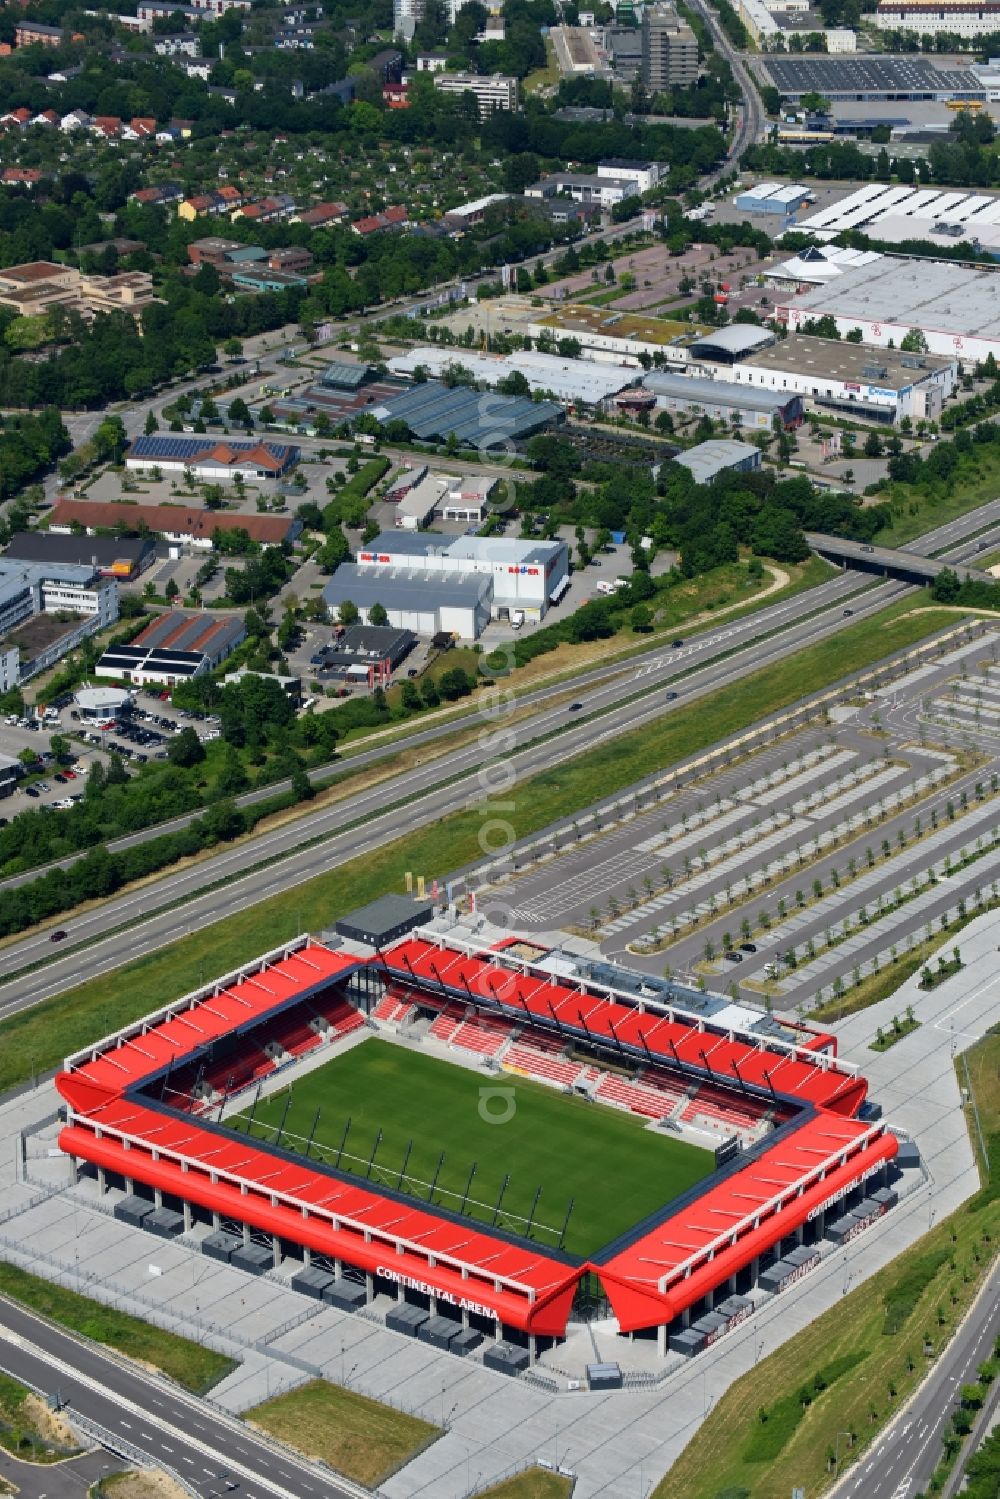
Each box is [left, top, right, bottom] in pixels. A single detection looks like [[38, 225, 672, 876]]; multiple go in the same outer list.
[[720, 335, 956, 426], [777, 256, 1000, 364], [323, 532, 570, 636], [386, 348, 641, 407], [793, 184, 1000, 255], [55, 927, 908, 1364]]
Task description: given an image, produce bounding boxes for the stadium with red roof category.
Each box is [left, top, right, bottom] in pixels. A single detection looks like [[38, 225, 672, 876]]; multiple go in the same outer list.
[[56, 922, 903, 1365]]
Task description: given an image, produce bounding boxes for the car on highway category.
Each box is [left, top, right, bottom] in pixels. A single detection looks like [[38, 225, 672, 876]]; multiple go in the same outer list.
[[843, 608, 854, 617], [671, 639, 684, 648], [49, 929, 67, 942], [569, 702, 583, 712], [665, 691, 679, 701]]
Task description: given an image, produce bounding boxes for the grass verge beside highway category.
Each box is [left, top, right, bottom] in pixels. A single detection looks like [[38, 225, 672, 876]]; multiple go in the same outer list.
[[245, 1379, 438, 1488], [0, 1265, 236, 1394], [652, 1035, 1000, 1499], [0, 601, 964, 1096]]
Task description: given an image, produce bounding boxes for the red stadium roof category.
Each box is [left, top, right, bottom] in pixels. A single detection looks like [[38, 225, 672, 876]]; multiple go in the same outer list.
[[382, 936, 866, 1116], [56, 935, 897, 1337]]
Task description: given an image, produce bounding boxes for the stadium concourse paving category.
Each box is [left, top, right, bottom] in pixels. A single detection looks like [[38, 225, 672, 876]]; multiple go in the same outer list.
[[0, 904, 992, 1499]]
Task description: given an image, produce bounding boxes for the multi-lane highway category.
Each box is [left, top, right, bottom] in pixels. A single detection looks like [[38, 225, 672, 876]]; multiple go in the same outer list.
[[0, 569, 892, 1015], [0, 1296, 363, 1499], [831, 1261, 1000, 1499]]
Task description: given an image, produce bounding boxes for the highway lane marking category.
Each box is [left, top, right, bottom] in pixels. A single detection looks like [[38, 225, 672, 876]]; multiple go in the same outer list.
[[0, 1334, 356, 1499]]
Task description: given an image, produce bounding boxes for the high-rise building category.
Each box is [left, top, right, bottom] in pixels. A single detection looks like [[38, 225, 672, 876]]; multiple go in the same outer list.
[[392, 0, 424, 40], [640, 3, 698, 89]]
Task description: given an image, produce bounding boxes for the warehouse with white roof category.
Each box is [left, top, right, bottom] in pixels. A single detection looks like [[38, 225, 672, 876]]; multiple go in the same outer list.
[[793, 183, 1000, 254], [354, 532, 569, 624], [387, 348, 639, 407], [777, 256, 1000, 363], [734, 182, 813, 217], [322, 566, 492, 639]]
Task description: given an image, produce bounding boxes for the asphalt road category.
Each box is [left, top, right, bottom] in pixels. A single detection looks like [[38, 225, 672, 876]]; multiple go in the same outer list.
[[0, 1296, 363, 1499], [831, 1261, 1000, 1499], [685, 0, 764, 172]]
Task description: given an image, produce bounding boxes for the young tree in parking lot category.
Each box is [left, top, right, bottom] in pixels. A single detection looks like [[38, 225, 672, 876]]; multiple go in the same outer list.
[[49, 734, 71, 762], [369, 602, 388, 626], [338, 600, 359, 626], [17, 747, 37, 769]]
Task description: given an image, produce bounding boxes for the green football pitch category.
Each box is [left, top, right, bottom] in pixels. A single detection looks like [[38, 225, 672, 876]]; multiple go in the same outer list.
[[230, 1040, 713, 1259]]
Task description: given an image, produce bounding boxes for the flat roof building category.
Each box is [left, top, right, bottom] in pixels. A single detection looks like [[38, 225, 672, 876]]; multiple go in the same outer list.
[[432, 72, 519, 116], [386, 347, 639, 406], [641, 4, 698, 90], [674, 439, 763, 484], [0, 557, 118, 688], [5, 530, 155, 579], [760, 54, 986, 101], [356, 531, 569, 623], [335, 893, 434, 948], [724, 333, 957, 425], [322, 565, 493, 639], [776, 256, 1000, 364], [635, 371, 804, 430], [793, 185, 1000, 256]]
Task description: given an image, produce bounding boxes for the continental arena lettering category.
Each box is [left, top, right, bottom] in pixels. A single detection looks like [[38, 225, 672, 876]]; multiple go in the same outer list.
[[376, 1266, 500, 1320], [807, 1163, 881, 1221]]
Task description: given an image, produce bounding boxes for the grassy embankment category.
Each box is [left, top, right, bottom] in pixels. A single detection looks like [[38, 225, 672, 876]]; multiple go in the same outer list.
[[0, 1263, 235, 1394], [873, 442, 1000, 548]]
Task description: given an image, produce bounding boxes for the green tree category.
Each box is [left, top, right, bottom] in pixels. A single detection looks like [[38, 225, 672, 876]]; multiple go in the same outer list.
[[369, 601, 388, 626], [338, 599, 359, 626], [167, 726, 206, 769]]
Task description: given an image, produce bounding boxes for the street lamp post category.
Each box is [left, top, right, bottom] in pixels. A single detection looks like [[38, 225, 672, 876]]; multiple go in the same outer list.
[[833, 1428, 854, 1473]]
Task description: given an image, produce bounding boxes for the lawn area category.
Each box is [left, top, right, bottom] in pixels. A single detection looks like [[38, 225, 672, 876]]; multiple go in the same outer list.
[[0, 1264, 236, 1394], [873, 442, 1000, 547], [652, 1033, 1000, 1499], [245, 1378, 438, 1487], [234, 1040, 712, 1257], [0, 598, 964, 1097], [477, 1471, 573, 1499]]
